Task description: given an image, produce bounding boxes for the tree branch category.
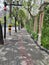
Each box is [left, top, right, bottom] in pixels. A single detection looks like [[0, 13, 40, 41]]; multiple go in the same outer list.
[[24, 6, 33, 18]]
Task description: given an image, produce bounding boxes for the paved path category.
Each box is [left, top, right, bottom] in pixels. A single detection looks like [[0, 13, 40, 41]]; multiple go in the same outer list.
[[0, 28, 49, 65]]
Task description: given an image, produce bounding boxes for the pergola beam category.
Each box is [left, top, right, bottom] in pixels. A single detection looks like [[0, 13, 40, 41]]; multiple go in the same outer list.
[[4, 2, 22, 6]]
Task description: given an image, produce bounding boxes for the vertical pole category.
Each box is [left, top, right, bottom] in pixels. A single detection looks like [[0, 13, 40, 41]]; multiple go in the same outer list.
[[0, 21, 4, 44], [15, 17, 17, 32], [4, 1, 6, 39], [4, 16, 6, 38], [15, 3, 18, 32], [9, 0, 12, 35]]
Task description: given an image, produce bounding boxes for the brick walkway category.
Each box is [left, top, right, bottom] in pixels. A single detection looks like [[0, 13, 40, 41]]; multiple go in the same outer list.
[[0, 28, 49, 65]]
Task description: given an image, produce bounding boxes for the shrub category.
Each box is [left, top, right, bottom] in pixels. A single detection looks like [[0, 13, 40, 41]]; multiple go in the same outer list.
[[41, 6, 49, 49], [31, 32, 38, 41]]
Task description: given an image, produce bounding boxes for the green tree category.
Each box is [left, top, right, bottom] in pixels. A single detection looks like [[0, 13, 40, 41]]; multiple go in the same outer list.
[[18, 9, 26, 27], [41, 5, 49, 49]]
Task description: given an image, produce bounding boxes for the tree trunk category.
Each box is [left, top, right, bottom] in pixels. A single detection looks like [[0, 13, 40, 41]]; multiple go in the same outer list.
[[34, 16, 37, 33], [38, 11, 44, 45]]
